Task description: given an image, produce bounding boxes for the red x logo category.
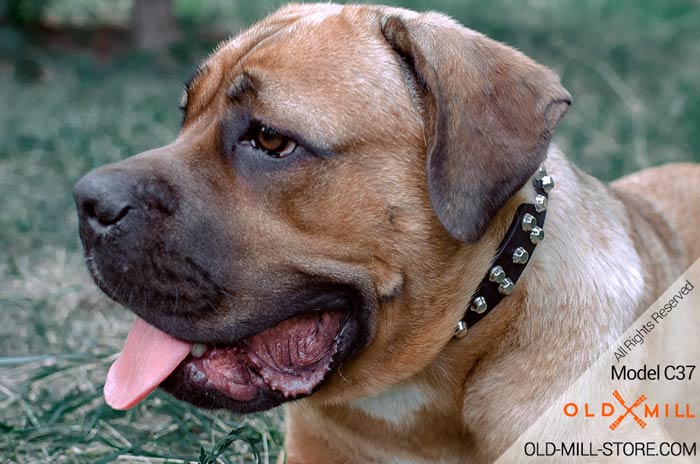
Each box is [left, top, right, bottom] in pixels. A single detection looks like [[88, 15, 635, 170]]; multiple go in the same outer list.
[[609, 390, 647, 430]]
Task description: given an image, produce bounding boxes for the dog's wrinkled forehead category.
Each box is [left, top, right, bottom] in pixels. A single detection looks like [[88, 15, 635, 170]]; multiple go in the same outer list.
[[181, 5, 419, 151]]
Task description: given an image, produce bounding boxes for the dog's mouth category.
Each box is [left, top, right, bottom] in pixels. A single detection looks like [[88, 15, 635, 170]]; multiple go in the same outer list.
[[105, 310, 353, 411]]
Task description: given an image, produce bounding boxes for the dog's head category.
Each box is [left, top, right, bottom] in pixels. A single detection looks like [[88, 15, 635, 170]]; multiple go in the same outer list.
[[73, 4, 569, 413]]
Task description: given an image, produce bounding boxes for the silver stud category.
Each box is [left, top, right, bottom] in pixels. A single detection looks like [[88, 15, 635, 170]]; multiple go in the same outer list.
[[540, 175, 555, 193], [454, 320, 468, 338], [489, 266, 506, 284], [530, 226, 545, 244], [498, 278, 515, 295], [521, 213, 537, 232], [512, 247, 529, 264], [534, 166, 547, 181], [534, 194, 548, 213], [470, 296, 488, 314]]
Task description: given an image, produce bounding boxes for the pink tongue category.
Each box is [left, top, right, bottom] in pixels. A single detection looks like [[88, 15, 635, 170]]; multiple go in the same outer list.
[[104, 317, 192, 410]]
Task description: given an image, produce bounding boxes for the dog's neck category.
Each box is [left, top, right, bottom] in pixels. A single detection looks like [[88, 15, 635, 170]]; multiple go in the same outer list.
[[453, 165, 552, 337], [297, 146, 655, 461], [412, 144, 670, 459], [288, 145, 683, 463]]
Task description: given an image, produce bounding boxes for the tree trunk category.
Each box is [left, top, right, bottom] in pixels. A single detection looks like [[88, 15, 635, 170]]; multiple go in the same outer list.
[[131, 0, 179, 52]]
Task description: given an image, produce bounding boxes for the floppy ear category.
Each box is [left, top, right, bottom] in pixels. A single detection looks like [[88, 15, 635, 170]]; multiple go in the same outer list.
[[381, 13, 571, 242]]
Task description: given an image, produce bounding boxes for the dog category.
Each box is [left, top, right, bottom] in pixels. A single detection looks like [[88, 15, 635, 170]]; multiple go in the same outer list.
[[73, 4, 700, 463]]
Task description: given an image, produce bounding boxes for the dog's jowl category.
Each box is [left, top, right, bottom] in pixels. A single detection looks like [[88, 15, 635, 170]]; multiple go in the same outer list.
[[74, 4, 700, 463]]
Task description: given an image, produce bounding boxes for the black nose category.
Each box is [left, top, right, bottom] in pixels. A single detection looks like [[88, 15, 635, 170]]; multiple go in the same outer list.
[[73, 169, 133, 231]]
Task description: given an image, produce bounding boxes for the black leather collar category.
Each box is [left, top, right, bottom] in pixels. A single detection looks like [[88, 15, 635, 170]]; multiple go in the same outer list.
[[454, 166, 553, 337]]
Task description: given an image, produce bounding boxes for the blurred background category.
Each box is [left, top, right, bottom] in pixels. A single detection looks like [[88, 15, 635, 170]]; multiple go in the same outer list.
[[1, 0, 698, 462]]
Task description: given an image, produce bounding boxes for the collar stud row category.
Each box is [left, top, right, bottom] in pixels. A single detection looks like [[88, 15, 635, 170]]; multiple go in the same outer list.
[[454, 166, 554, 338]]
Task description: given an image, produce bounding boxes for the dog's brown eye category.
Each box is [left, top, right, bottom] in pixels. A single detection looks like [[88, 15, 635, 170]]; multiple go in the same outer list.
[[254, 126, 297, 158]]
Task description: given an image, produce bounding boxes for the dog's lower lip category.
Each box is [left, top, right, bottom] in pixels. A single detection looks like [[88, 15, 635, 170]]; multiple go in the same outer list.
[[161, 310, 358, 410]]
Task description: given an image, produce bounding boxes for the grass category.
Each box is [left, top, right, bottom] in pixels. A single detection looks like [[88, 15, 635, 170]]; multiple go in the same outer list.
[[1, 1, 699, 462], [0, 50, 285, 463]]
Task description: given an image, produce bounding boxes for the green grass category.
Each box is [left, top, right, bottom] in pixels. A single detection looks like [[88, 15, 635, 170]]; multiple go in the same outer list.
[[0, 51, 285, 464], [1, 1, 699, 462]]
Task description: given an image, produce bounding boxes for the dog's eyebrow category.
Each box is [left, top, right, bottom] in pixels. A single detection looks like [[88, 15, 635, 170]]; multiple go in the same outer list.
[[227, 73, 255, 101], [223, 72, 335, 158]]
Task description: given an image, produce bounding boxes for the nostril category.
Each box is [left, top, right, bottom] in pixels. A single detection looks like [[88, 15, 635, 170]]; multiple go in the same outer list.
[[104, 205, 131, 225], [94, 204, 132, 226], [79, 195, 131, 227], [81, 199, 97, 220]]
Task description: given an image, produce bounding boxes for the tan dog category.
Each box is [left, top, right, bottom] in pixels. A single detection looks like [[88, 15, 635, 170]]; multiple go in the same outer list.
[[73, 4, 700, 463]]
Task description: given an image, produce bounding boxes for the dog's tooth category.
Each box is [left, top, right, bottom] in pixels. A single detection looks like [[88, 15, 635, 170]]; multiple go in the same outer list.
[[191, 343, 207, 358]]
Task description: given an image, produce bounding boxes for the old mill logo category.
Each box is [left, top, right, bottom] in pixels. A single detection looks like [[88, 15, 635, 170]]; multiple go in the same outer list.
[[564, 390, 696, 430]]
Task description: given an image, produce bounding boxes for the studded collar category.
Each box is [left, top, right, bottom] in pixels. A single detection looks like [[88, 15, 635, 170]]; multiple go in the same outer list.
[[454, 166, 553, 338]]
